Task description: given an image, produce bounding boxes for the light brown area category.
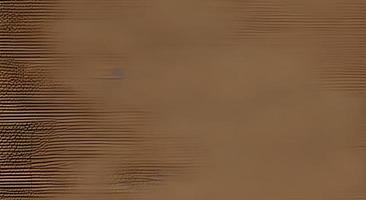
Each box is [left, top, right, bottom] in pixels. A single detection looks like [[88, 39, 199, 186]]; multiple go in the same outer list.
[[1, 0, 366, 200]]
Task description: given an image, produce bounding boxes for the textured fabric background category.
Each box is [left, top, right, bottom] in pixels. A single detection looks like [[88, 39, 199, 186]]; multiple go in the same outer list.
[[1, 0, 366, 199]]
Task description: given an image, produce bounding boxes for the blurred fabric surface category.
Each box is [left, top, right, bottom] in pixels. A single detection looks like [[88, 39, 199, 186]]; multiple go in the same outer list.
[[1, 0, 366, 199]]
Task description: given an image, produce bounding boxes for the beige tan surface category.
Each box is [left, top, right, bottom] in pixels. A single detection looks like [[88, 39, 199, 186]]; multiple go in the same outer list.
[[1, 0, 366, 199]]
